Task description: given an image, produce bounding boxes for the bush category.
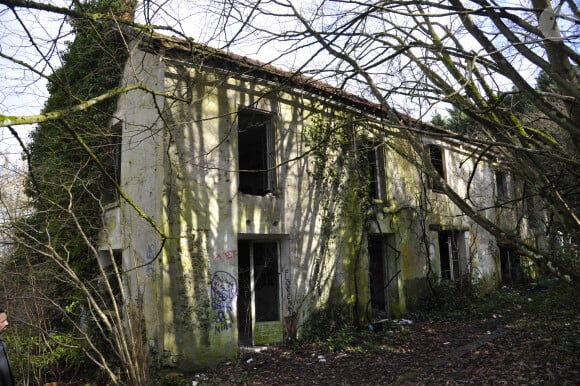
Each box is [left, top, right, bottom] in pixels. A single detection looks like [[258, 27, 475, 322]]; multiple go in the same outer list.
[[8, 331, 89, 385]]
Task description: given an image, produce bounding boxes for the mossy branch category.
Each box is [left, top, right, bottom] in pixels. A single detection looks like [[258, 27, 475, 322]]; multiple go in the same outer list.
[[1, 85, 143, 127]]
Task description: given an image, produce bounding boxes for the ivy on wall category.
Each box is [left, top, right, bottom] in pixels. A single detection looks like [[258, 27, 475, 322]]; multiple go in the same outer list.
[[8, 0, 136, 381], [303, 111, 379, 329], [22, 0, 134, 274]]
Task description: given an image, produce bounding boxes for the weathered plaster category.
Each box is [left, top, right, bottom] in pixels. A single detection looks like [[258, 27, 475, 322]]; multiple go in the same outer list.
[[97, 41, 536, 371]]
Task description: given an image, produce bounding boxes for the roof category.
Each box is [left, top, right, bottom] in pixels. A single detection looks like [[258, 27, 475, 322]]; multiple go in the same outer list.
[[127, 27, 408, 123], [118, 27, 497, 158]]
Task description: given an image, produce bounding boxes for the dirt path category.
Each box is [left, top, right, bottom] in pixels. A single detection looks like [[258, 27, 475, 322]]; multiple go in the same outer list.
[[182, 285, 579, 386]]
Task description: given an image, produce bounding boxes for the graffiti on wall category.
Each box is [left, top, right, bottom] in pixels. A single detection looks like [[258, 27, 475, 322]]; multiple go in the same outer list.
[[283, 268, 298, 342], [284, 268, 293, 315], [210, 271, 238, 333], [212, 249, 238, 261]]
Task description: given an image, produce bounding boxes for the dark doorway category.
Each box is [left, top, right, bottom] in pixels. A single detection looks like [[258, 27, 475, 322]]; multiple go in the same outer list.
[[368, 234, 398, 317], [369, 236, 386, 312], [499, 247, 522, 285], [253, 242, 280, 322], [237, 240, 280, 345], [237, 240, 252, 345], [439, 231, 460, 280]]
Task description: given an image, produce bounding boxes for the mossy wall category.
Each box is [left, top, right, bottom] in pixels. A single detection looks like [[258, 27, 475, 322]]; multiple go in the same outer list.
[[111, 45, 524, 372]]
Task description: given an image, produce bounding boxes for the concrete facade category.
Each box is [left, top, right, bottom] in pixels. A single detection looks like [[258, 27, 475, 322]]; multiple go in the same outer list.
[[98, 32, 530, 371]]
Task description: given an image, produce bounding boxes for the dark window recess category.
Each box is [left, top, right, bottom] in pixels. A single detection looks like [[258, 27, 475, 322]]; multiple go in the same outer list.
[[102, 121, 122, 203], [364, 142, 386, 200], [100, 250, 123, 308], [110, 250, 123, 305], [496, 171, 508, 201], [238, 110, 276, 196], [428, 144, 445, 192]]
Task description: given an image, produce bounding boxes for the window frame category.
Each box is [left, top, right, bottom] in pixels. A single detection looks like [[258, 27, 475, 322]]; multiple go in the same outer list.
[[495, 170, 508, 202], [103, 121, 122, 203], [237, 108, 277, 196], [428, 144, 446, 192], [364, 140, 386, 201]]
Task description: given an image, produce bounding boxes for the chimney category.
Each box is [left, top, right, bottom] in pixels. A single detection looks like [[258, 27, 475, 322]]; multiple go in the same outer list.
[[118, 0, 136, 22]]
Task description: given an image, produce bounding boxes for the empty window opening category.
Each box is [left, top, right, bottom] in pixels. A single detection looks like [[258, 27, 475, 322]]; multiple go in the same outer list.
[[364, 142, 386, 200], [428, 144, 446, 192], [439, 231, 460, 280], [495, 171, 508, 201], [103, 121, 122, 203], [238, 110, 275, 196], [98, 250, 123, 308]]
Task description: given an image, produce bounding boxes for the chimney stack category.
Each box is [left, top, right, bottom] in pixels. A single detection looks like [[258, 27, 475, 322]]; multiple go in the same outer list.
[[118, 0, 136, 22]]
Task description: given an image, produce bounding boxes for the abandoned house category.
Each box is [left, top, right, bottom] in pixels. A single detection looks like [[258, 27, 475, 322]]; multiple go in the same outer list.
[[97, 29, 537, 371]]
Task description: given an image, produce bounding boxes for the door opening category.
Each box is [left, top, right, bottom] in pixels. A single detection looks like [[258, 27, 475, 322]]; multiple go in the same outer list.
[[237, 239, 282, 345], [368, 234, 398, 318], [499, 247, 522, 285], [369, 236, 386, 313], [439, 231, 461, 280]]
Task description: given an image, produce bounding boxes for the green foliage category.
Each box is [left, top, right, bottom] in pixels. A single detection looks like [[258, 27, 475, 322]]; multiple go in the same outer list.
[[27, 334, 84, 370], [512, 282, 579, 364], [431, 71, 564, 132], [324, 326, 355, 353], [21, 0, 130, 276], [9, 0, 134, 382], [431, 106, 480, 135], [414, 280, 579, 368], [304, 112, 377, 209], [535, 70, 560, 93], [414, 277, 491, 320], [430, 112, 448, 127], [187, 280, 578, 384], [304, 113, 380, 325], [301, 303, 354, 351], [7, 331, 89, 384], [303, 114, 354, 297], [432, 70, 580, 284], [304, 112, 348, 184], [300, 302, 406, 354], [157, 371, 196, 386]]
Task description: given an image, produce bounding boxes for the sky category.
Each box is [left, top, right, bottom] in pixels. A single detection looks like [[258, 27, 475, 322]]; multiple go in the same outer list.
[[0, 0, 577, 166], [0, 0, 310, 163], [0, 3, 66, 160]]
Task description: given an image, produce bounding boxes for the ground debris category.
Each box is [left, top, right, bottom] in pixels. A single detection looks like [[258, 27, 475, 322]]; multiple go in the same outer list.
[[190, 284, 579, 386]]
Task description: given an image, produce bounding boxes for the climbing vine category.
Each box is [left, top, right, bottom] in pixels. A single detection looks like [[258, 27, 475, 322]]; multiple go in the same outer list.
[[22, 0, 134, 272], [7, 1, 147, 384], [303, 110, 381, 330]]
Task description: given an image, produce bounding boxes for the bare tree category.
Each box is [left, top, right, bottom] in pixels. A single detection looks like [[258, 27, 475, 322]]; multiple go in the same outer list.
[[0, 1, 160, 383], [200, 0, 579, 285], [0, 0, 578, 382]]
